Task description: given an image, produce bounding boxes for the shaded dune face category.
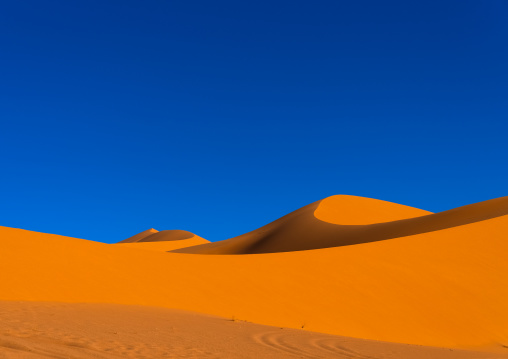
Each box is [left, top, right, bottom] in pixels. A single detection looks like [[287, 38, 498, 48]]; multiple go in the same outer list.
[[174, 195, 508, 254], [117, 229, 209, 252], [117, 228, 159, 243], [119, 229, 196, 243]]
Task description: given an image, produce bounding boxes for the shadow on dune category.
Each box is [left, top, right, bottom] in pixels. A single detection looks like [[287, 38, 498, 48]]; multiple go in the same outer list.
[[119, 229, 195, 243], [173, 196, 508, 254]]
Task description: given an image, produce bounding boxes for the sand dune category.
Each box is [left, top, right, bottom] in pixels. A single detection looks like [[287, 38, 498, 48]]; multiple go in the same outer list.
[[175, 195, 508, 254], [117, 228, 209, 251], [118, 228, 160, 243], [0, 301, 499, 359], [1, 195, 508, 355], [119, 229, 201, 243]]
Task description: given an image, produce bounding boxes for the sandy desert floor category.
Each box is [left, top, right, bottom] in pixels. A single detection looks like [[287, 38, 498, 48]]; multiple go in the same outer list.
[[2, 195, 508, 358], [0, 301, 505, 359]]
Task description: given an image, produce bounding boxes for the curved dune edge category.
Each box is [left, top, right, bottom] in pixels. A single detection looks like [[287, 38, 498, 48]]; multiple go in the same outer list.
[[118, 229, 200, 243], [117, 235, 209, 252], [314, 195, 432, 224], [0, 301, 499, 359], [174, 195, 508, 254], [2, 210, 508, 351]]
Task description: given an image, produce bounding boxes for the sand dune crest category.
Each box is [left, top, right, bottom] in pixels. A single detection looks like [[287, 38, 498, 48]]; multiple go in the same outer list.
[[117, 229, 209, 251], [118, 228, 159, 243], [175, 195, 508, 254], [119, 229, 199, 243]]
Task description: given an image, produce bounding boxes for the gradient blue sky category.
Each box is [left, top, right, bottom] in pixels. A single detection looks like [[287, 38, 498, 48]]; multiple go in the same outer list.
[[1, 0, 507, 243]]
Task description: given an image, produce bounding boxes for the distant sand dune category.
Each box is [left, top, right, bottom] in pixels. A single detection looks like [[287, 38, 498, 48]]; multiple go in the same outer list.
[[117, 228, 159, 243], [118, 229, 200, 243], [118, 235, 209, 252], [117, 228, 209, 251], [175, 195, 508, 254]]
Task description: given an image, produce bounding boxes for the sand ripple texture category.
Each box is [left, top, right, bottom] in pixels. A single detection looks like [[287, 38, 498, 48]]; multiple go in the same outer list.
[[0, 302, 503, 359]]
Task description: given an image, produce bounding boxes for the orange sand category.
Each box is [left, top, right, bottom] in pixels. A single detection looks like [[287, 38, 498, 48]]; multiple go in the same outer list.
[[0, 301, 499, 359], [1, 195, 508, 357]]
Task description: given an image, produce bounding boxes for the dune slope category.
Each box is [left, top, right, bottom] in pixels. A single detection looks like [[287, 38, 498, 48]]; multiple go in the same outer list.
[[175, 195, 508, 254]]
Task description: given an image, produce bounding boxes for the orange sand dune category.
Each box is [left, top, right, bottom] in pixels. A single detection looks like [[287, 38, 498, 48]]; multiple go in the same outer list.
[[118, 228, 159, 243], [2, 195, 508, 353], [0, 301, 499, 359], [117, 236, 210, 252], [117, 228, 209, 251], [119, 228, 201, 243], [175, 195, 508, 254]]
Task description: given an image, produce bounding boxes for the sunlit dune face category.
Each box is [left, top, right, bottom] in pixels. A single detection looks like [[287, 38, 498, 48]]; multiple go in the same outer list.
[[314, 195, 432, 225]]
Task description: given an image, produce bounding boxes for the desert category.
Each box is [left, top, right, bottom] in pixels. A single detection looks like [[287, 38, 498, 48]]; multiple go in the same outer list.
[[2, 0, 506, 357], [1, 195, 508, 358]]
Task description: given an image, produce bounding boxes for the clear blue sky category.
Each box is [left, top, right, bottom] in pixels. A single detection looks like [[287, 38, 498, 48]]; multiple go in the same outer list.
[[0, 0, 507, 243]]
